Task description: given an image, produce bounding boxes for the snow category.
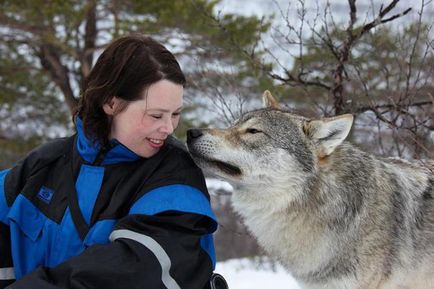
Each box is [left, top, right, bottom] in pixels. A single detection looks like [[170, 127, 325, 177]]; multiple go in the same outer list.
[[205, 178, 234, 193], [216, 258, 301, 289]]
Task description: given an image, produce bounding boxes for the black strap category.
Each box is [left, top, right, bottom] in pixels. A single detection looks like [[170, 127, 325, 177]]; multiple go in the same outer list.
[[64, 135, 90, 240], [92, 143, 115, 166]]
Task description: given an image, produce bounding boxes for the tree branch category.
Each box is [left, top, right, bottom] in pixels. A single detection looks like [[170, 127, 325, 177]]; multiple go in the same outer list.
[[36, 44, 78, 114], [355, 100, 433, 115], [0, 13, 43, 34], [331, 0, 411, 114], [81, 0, 98, 84]]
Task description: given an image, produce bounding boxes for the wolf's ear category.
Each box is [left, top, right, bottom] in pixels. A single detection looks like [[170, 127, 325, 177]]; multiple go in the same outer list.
[[303, 114, 353, 157], [262, 90, 280, 109]]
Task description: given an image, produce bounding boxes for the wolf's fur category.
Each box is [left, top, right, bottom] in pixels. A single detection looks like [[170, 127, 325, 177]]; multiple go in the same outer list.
[[187, 91, 434, 289]]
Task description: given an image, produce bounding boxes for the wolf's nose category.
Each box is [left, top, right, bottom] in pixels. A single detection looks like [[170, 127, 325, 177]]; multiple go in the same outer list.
[[187, 129, 203, 140]]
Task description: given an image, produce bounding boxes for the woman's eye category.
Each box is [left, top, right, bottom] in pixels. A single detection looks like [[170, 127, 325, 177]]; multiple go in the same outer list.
[[246, 128, 261, 134], [151, 115, 162, 119], [172, 113, 181, 118]]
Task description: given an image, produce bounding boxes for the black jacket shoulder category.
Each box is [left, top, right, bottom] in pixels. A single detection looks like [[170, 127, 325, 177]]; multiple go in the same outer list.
[[16, 136, 73, 172], [4, 136, 74, 206], [136, 136, 210, 201], [164, 136, 200, 169]]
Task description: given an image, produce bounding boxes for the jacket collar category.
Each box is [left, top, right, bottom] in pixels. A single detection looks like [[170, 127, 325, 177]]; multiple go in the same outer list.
[[75, 117, 141, 165]]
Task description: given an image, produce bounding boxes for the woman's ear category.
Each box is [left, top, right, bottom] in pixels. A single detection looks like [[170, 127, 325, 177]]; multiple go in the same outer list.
[[103, 97, 120, 115]]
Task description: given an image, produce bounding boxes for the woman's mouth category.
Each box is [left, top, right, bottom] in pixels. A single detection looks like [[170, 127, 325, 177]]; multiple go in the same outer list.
[[146, 137, 165, 148]]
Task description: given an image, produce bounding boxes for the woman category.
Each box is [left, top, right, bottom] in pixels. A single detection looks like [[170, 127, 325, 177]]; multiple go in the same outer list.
[[0, 34, 221, 289]]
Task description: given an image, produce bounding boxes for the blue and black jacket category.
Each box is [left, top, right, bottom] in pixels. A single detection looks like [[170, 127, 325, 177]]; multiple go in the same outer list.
[[0, 119, 217, 289]]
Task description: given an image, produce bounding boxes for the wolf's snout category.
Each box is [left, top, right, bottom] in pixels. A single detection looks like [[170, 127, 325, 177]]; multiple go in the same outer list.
[[187, 129, 203, 141]]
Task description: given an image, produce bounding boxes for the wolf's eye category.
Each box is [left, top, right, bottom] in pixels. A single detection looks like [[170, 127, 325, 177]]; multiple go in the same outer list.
[[246, 128, 262, 134]]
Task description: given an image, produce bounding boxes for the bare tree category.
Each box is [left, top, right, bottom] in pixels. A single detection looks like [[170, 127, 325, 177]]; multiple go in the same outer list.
[[199, 0, 433, 159]]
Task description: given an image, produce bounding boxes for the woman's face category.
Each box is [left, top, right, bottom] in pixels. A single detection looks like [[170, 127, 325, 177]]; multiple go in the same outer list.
[[104, 79, 183, 158]]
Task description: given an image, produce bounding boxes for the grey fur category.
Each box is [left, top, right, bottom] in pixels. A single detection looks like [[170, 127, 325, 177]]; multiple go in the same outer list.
[[187, 93, 434, 289]]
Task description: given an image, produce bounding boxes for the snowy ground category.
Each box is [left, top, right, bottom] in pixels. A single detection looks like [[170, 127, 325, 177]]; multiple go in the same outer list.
[[215, 258, 301, 289]]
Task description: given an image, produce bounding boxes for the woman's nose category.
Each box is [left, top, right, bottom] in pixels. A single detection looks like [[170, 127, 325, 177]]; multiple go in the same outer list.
[[160, 118, 175, 134]]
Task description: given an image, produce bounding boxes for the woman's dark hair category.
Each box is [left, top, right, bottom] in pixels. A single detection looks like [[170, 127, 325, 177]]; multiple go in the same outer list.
[[76, 34, 186, 146]]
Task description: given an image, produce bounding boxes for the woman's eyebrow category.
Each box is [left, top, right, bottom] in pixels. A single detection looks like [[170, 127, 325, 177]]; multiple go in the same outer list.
[[146, 106, 183, 113]]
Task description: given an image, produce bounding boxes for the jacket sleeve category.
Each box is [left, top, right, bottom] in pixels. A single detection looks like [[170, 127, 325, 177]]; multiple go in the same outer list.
[[1, 169, 15, 288], [0, 223, 14, 288], [0, 139, 70, 289], [7, 211, 216, 289], [0, 146, 56, 288]]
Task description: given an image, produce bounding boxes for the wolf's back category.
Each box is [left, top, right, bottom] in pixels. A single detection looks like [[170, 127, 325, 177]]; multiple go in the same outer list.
[[321, 143, 434, 286]]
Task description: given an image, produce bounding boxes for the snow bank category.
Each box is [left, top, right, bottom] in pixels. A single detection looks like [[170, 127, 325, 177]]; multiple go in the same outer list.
[[215, 258, 301, 289]]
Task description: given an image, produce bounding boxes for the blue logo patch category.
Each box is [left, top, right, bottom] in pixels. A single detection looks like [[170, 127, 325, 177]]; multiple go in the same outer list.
[[37, 186, 54, 204]]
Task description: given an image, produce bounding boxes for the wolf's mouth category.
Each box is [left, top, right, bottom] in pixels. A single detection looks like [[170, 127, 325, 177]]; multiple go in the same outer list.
[[210, 160, 242, 176], [190, 151, 242, 176]]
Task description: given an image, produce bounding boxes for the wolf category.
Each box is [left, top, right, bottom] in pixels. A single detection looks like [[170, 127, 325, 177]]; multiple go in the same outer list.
[[186, 91, 434, 289]]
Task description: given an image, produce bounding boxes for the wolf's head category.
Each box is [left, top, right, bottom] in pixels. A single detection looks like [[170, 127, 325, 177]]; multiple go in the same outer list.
[[187, 91, 353, 199]]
